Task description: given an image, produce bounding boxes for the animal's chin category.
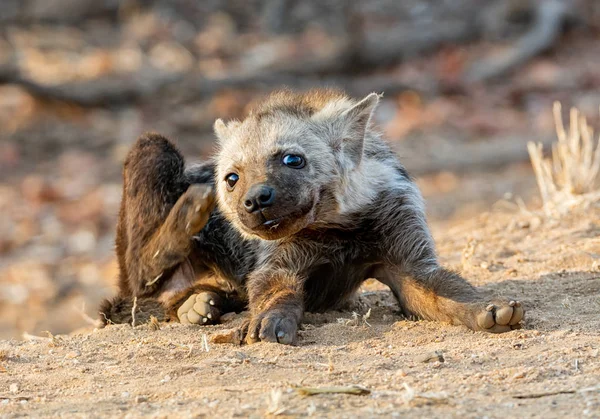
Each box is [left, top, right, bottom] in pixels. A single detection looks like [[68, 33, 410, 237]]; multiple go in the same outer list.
[[240, 204, 315, 240]]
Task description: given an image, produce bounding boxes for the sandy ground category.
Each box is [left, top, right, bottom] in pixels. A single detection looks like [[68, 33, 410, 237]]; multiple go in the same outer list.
[[1, 204, 599, 418]]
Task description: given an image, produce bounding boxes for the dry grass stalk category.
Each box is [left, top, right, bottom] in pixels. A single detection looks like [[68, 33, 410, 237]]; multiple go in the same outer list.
[[202, 333, 210, 352], [266, 388, 285, 416], [528, 102, 600, 215], [131, 296, 138, 328]]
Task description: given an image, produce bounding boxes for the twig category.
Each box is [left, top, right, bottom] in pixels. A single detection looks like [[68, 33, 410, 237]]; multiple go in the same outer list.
[[514, 384, 600, 399], [296, 385, 370, 396], [513, 390, 575, 399], [131, 297, 138, 328]]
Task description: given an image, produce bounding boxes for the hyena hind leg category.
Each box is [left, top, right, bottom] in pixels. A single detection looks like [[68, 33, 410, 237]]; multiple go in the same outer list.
[[115, 133, 215, 298], [161, 278, 248, 326], [377, 266, 525, 333]]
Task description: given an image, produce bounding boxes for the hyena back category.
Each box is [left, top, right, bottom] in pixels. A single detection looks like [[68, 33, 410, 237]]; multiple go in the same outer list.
[[99, 89, 524, 343]]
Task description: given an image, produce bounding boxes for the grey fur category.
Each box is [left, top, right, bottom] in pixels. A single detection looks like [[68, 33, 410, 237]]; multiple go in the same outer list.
[[100, 89, 524, 342]]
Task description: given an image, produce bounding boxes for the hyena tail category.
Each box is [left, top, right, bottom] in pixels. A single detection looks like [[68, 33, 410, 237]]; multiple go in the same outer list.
[[98, 295, 169, 326]]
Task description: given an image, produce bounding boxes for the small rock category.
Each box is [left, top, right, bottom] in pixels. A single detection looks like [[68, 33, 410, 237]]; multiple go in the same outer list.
[[9, 383, 19, 393], [416, 351, 445, 363], [512, 371, 526, 379], [65, 351, 80, 359], [135, 395, 148, 403]]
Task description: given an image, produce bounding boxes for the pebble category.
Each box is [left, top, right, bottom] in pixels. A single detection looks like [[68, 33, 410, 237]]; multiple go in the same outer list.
[[416, 351, 445, 363]]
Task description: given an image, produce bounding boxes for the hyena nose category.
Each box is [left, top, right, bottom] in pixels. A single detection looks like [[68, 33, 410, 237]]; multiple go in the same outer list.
[[243, 185, 276, 213]]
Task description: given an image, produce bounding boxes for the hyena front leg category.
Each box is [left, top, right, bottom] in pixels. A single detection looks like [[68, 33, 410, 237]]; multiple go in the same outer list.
[[376, 190, 524, 332], [377, 265, 524, 333], [242, 269, 304, 345]]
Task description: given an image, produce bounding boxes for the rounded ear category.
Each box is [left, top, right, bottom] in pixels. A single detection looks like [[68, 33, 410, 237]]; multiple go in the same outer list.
[[213, 119, 228, 141]]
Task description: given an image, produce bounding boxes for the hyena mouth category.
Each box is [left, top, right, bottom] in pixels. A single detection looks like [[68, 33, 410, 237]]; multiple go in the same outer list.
[[263, 218, 282, 229], [245, 202, 316, 238]]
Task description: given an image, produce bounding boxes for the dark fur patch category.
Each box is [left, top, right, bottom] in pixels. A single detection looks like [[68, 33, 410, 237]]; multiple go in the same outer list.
[[101, 90, 522, 340]]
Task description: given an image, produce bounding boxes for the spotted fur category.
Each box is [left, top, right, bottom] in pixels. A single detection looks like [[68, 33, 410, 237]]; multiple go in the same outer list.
[[99, 89, 524, 341]]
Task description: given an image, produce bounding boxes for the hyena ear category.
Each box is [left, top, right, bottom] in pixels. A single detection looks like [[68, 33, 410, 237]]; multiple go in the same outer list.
[[339, 92, 381, 165], [213, 119, 228, 143], [214, 119, 241, 144]]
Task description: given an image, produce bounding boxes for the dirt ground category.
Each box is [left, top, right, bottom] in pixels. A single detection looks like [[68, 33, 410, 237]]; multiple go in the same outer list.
[[1, 204, 599, 418], [1, 1, 600, 417]]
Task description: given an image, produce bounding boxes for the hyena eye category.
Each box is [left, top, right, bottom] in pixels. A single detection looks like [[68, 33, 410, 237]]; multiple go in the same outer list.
[[225, 173, 239, 191], [282, 154, 305, 169]]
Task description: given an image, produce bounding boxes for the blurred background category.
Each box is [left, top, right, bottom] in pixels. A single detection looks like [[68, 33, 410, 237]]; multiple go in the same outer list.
[[0, 0, 598, 338]]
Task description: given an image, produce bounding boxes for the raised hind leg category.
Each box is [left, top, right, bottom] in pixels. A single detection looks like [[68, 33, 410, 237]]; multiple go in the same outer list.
[[99, 133, 216, 324]]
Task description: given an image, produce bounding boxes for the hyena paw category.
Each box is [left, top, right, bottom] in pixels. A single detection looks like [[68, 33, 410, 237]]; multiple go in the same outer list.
[[177, 292, 221, 325], [474, 300, 524, 333], [178, 184, 215, 236], [242, 310, 298, 345]]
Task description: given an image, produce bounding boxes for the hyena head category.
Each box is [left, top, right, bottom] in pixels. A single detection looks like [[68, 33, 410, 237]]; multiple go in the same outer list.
[[214, 89, 380, 240]]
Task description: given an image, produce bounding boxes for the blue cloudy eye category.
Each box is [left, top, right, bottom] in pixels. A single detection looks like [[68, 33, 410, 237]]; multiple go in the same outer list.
[[282, 154, 305, 168], [225, 173, 239, 190]]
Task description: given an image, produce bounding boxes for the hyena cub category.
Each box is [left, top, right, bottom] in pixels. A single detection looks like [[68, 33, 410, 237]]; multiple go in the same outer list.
[[100, 89, 524, 344]]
